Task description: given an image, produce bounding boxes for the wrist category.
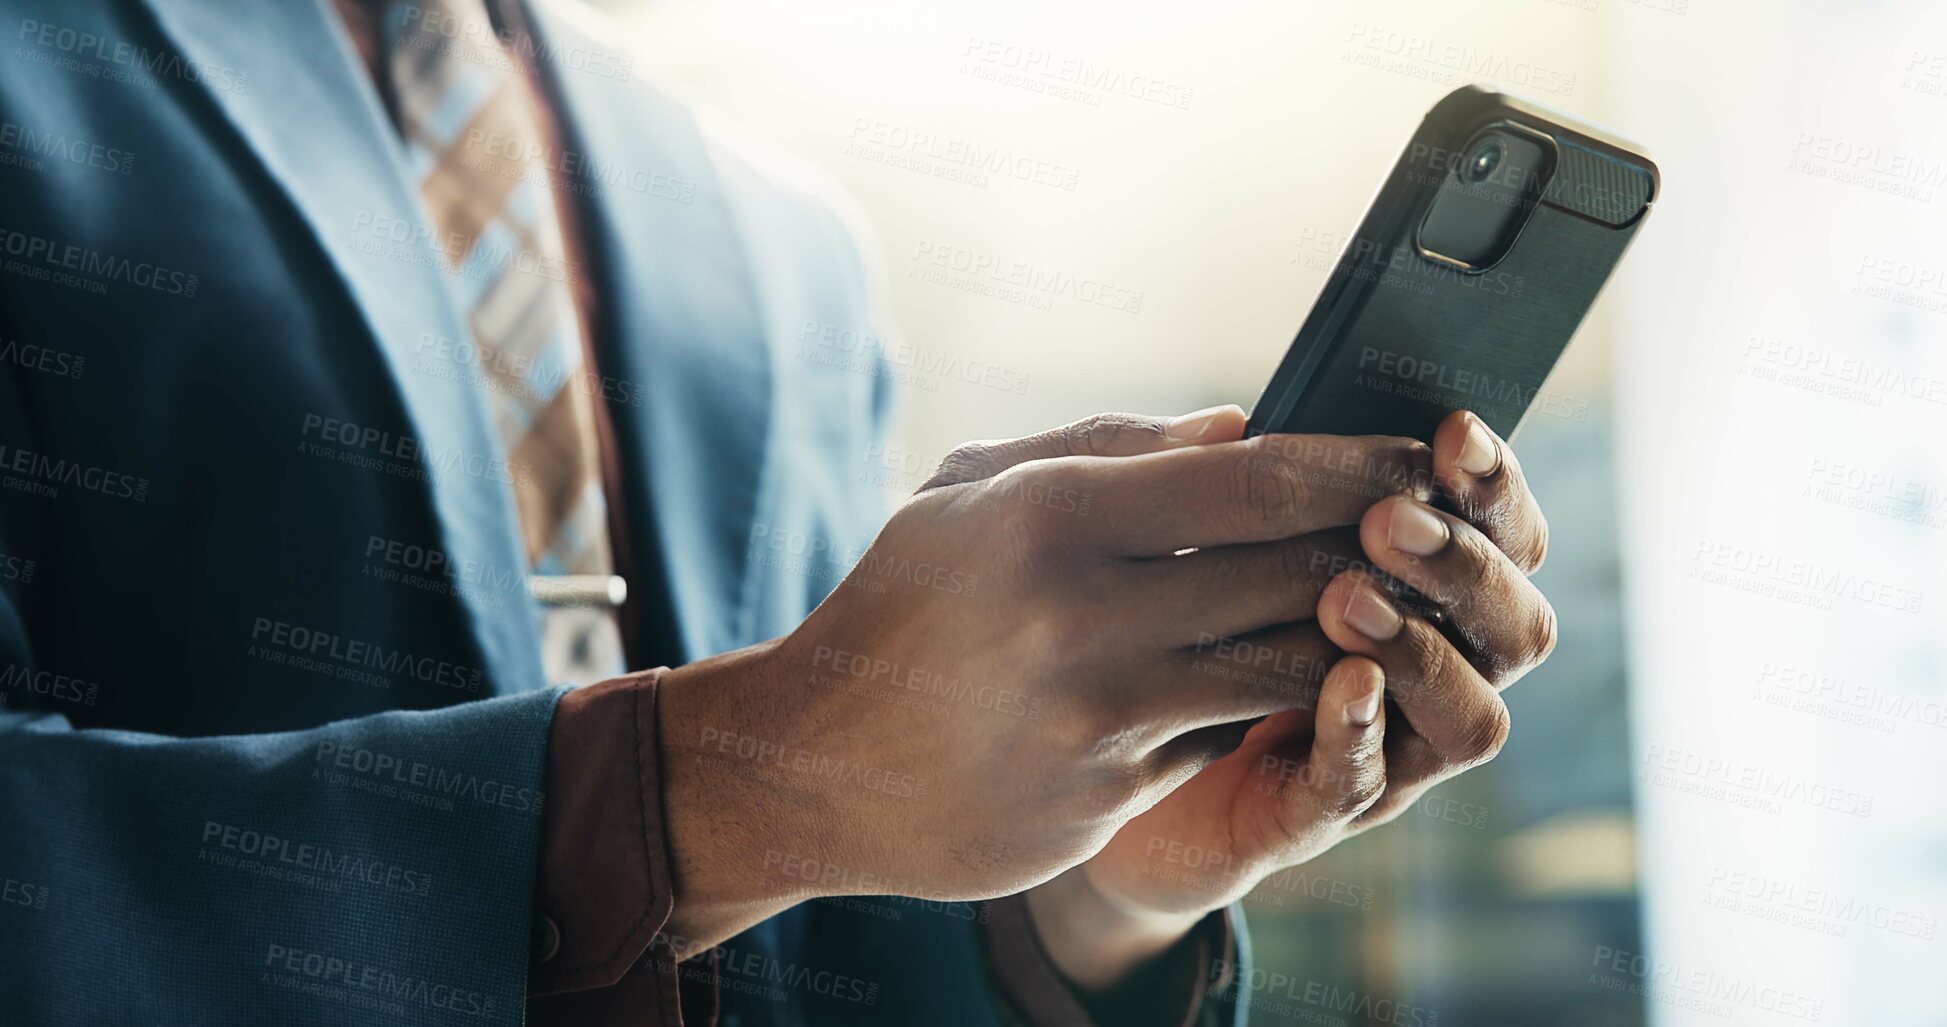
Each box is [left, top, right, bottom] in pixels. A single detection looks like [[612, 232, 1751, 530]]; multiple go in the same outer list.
[[1025, 865, 1205, 994], [659, 639, 839, 956]]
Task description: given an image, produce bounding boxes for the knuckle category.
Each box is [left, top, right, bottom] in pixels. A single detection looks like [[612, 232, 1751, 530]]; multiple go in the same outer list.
[[1278, 537, 1331, 611], [978, 484, 1069, 578], [1460, 701, 1512, 767], [1055, 671, 1139, 754], [1454, 532, 1500, 605], [1398, 626, 1454, 705], [1524, 598, 1560, 668], [1370, 439, 1436, 502], [1229, 446, 1310, 535], [1327, 765, 1387, 819], [926, 443, 998, 490], [1417, 525, 1492, 610], [1479, 590, 1558, 685], [1067, 413, 1166, 457], [1515, 516, 1550, 575]]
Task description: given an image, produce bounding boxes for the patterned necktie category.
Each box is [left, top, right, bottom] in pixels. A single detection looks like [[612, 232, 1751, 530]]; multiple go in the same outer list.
[[386, 0, 626, 685]]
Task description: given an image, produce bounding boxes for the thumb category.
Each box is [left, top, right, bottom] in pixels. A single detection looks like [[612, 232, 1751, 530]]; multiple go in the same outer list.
[[1299, 657, 1388, 820], [920, 405, 1246, 490]]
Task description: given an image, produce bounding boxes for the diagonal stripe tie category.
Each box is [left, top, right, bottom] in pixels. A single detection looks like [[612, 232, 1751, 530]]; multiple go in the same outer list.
[[388, 0, 626, 686]]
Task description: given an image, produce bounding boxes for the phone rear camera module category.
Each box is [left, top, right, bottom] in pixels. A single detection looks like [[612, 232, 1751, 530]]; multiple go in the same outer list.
[[1417, 124, 1554, 271], [1463, 137, 1505, 184]]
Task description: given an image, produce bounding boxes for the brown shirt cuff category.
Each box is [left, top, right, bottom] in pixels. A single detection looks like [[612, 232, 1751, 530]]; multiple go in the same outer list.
[[525, 669, 718, 1026], [980, 892, 1237, 1027]]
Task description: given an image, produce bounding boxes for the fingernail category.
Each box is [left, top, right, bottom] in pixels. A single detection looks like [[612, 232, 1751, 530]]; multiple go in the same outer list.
[[1457, 417, 1500, 476], [1387, 500, 1449, 557], [1165, 404, 1240, 440], [1344, 586, 1402, 641], [1346, 674, 1383, 726]]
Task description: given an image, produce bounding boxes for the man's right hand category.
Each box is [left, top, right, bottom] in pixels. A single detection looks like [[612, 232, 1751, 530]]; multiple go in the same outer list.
[[655, 407, 1435, 955]]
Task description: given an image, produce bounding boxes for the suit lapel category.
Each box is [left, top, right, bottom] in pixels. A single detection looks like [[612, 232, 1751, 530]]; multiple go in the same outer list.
[[524, 0, 776, 662], [133, 0, 546, 694]]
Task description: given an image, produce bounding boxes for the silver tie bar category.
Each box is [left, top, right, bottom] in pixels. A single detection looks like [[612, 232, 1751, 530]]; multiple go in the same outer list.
[[526, 575, 628, 608]]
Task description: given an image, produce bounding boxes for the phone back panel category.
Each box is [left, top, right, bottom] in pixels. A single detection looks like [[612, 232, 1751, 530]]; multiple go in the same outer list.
[[1247, 87, 1658, 442]]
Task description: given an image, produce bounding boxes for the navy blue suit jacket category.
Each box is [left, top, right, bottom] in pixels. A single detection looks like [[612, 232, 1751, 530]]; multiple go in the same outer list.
[[0, 1, 1248, 1024]]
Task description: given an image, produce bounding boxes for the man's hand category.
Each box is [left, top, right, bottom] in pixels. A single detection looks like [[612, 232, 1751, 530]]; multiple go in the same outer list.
[[1037, 410, 1556, 991], [653, 406, 1440, 955]]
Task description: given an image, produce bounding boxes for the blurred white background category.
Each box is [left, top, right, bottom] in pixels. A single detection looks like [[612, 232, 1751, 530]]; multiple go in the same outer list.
[[602, 0, 1947, 1022]]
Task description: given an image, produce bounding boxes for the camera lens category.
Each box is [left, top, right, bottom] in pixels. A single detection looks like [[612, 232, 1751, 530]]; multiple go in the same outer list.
[[1463, 137, 1505, 184]]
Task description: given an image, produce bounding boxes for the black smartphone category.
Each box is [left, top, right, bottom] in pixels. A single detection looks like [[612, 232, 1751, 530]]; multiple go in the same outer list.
[[1247, 86, 1658, 442]]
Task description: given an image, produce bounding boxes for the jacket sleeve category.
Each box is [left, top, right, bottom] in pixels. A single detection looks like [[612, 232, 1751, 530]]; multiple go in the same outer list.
[[0, 604, 560, 1025]]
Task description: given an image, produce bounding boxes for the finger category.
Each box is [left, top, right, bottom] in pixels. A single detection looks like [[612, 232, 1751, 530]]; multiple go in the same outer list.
[[1153, 622, 1340, 735], [1295, 657, 1388, 820], [920, 406, 1246, 490], [1433, 411, 1548, 574], [1141, 719, 1261, 799], [1069, 433, 1434, 556], [1356, 496, 1559, 687], [1126, 528, 1364, 645], [1348, 733, 1450, 831], [1315, 573, 1511, 771]]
